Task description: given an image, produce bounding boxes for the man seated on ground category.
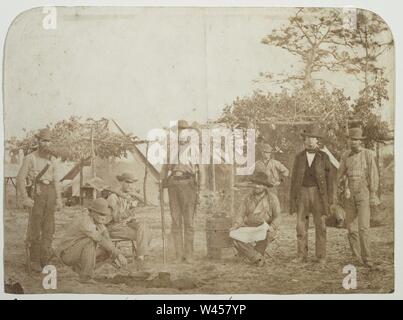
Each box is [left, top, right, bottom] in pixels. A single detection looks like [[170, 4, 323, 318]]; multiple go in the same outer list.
[[106, 172, 151, 270], [56, 198, 128, 284], [230, 172, 280, 267]]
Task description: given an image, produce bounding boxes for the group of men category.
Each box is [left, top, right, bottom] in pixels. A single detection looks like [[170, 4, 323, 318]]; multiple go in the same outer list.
[[233, 125, 379, 268], [16, 121, 379, 283], [17, 129, 151, 282]]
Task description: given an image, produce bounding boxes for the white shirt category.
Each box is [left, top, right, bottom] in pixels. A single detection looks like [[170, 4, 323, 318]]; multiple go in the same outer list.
[[306, 151, 316, 167]]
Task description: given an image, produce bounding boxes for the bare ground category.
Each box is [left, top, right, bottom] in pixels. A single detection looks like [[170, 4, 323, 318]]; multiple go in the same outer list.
[[3, 192, 394, 295]]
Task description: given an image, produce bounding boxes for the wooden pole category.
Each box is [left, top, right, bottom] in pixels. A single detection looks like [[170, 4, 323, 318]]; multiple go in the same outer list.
[[143, 141, 149, 204], [79, 164, 83, 205], [159, 182, 166, 264], [211, 133, 216, 192], [230, 127, 235, 217], [376, 142, 381, 198], [90, 126, 96, 178]]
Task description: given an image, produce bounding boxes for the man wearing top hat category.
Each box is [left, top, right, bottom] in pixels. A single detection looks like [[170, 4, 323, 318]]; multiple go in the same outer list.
[[160, 119, 201, 263], [17, 128, 62, 272], [289, 125, 335, 264], [230, 171, 280, 267], [337, 127, 379, 268], [106, 172, 151, 269]]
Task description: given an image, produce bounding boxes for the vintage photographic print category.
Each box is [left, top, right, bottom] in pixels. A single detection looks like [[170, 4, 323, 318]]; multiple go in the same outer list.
[[2, 6, 394, 295]]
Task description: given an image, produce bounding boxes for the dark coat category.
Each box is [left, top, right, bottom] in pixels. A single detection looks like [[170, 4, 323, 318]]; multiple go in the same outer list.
[[289, 150, 335, 215]]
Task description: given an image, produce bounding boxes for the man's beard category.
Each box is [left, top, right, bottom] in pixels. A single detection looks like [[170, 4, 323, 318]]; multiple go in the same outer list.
[[305, 146, 318, 152], [253, 188, 266, 195], [351, 145, 361, 153], [39, 145, 51, 154]]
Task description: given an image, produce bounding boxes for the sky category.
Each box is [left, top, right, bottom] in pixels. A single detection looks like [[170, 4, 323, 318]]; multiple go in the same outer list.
[[3, 7, 395, 141]]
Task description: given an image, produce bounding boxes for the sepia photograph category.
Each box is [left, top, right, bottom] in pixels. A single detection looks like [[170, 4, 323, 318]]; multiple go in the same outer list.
[[2, 6, 395, 295]]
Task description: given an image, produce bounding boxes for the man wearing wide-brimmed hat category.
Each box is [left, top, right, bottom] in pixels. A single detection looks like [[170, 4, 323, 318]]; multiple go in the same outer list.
[[337, 127, 379, 268], [289, 125, 335, 265], [16, 128, 63, 272], [106, 172, 151, 270], [255, 143, 289, 189], [56, 198, 127, 283], [230, 171, 280, 267], [160, 119, 201, 263]]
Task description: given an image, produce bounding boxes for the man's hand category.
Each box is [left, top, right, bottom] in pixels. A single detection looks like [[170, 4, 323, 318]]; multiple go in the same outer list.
[[117, 253, 128, 268], [290, 202, 296, 215], [370, 192, 381, 206], [55, 198, 63, 211], [329, 203, 337, 215], [267, 224, 275, 233], [229, 225, 239, 231], [344, 187, 351, 199], [160, 179, 168, 189], [22, 197, 34, 208]]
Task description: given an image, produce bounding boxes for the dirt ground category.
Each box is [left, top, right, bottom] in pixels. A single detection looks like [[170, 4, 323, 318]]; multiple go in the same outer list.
[[3, 190, 394, 295]]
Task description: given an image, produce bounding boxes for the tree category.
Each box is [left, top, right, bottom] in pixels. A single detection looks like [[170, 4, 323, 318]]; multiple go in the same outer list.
[[260, 8, 352, 88], [342, 10, 393, 98], [258, 8, 393, 148]]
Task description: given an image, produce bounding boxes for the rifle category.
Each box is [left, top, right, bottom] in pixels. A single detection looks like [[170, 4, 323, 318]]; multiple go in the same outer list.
[[25, 206, 33, 276], [103, 188, 150, 207]]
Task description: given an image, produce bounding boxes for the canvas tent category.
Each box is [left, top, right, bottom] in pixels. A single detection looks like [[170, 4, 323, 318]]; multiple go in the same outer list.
[[60, 119, 161, 205]]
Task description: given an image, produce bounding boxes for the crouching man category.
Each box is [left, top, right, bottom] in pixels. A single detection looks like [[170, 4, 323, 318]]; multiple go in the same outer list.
[[56, 198, 127, 283], [230, 172, 280, 267], [106, 172, 151, 270]]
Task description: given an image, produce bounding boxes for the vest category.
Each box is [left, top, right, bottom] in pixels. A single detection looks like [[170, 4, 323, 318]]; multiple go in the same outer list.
[[302, 153, 318, 187]]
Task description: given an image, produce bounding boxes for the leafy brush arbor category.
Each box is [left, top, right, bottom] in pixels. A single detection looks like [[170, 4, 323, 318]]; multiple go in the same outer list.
[[6, 117, 138, 162], [219, 86, 351, 157]]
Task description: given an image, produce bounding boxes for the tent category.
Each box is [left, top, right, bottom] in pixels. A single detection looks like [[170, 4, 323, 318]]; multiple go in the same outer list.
[[60, 119, 161, 206]]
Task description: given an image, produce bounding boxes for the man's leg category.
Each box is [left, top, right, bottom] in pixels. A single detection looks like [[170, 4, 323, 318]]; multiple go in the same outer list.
[[29, 193, 46, 267], [168, 183, 184, 260], [181, 180, 197, 261], [61, 238, 97, 278], [296, 188, 309, 261], [40, 186, 56, 267], [254, 240, 268, 257], [311, 187, 327, 261], [255, 229, 278, 256], [344, 197, 362, 263], [356, 188, 372, 264], [233, 240, 263, 264], [125, 220, 151, 258]]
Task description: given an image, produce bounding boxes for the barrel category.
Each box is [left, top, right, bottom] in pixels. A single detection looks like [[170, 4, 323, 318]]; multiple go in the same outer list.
[[205, 215, 233, 259]]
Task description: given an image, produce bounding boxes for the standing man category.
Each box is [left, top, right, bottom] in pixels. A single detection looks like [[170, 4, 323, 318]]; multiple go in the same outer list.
[[106, 172, 151, 270], [289, 126, 335, 264], [160, 120, 201, 263], [254, 143, 289, 191], [230, 172, 280, 267], [17, 128, 62, 272], [337, 128, 379, 268]]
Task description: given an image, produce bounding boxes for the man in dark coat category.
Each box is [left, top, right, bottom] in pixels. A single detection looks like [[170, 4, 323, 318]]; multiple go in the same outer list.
[[289, 126, 335, 264]]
